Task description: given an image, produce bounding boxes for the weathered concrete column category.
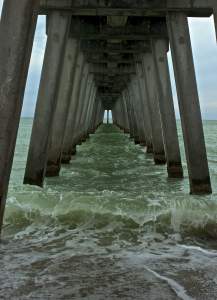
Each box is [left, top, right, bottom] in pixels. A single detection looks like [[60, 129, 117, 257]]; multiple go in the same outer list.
[[95, 100, 103, 129], [167, 12, 212, 194], [88, 94, 98, 134], [121, 96, 130, 133], [112, 102, 119, 127], [142, 53, 166, 164], [76, 73, 94, 143], [112, 101, 119, 127], [152, 38, 183, 178], [131, 75, 147, 145], [88, 98, 99, 134], [112, 106, 117, 126], [135, 62, 153, 153], [0, 0, 39, 231], [71, 63, 90, 146], [24, 13, 70, 186], [112, 109, 116, 125], [61, 52, 84, 163], [125, 89, 138, 139], [85, 84, 97, 135], [99, 104, 105, 125], [115, 99, 124, 130], [46, 39, 78, 177], [82, 79, 96, 138], [94, 98, 102, 130], [117, 97, 128, 132], [80, 80, 95, 138], [123, 90, 135, 138], [126, 87, 140, 143]]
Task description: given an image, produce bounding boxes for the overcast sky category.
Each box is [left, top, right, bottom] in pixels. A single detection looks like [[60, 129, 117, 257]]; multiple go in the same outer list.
[[0, 1, 217, 119]]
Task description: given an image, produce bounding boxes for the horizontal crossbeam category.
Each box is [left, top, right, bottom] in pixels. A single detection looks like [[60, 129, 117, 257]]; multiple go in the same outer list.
[[39, 0, 214, 17]]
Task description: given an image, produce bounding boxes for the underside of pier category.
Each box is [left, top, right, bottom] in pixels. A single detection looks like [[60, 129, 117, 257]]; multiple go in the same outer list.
[[0, 0, 217, 232]]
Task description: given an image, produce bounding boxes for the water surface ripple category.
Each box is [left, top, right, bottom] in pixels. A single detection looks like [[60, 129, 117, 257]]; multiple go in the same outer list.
[[1, 120, 217, 299]]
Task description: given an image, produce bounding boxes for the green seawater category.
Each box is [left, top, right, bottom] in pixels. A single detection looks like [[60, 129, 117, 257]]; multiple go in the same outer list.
[[1, 119, 217, 299]]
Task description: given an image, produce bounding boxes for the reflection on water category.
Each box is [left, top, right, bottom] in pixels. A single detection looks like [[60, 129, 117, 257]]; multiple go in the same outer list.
[[1, 120, 217, 299]]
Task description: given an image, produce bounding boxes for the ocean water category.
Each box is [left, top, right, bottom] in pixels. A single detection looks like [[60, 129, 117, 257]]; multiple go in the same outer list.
[[1, 119, 217, 299]]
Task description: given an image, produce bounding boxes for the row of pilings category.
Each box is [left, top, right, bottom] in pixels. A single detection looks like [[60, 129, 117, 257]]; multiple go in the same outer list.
[[0, 0, 217, 234]]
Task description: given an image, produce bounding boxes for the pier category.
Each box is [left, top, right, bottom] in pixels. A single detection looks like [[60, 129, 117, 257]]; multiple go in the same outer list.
[[0, 0, 216, 232]]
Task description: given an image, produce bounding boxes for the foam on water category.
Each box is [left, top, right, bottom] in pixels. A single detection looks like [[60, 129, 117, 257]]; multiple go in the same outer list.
[[1, 120, 217, 299]]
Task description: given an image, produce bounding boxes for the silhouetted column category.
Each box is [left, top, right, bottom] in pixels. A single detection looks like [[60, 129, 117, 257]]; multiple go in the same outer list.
[[107, 110, 109, 124], [46, 39, 78, 177], [142, 53, 166, 164], [24, 12, 70, 186], [167, 12, 212, 194], [152, 38, 183, 178], [0, 0, 39, 231], [135, 62, 153, 153], [61, 52, 84, 163]]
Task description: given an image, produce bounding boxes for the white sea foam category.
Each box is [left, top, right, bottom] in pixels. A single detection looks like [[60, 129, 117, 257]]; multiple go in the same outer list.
[[145, 267, 195, 300], [180, 244, 217, 257]]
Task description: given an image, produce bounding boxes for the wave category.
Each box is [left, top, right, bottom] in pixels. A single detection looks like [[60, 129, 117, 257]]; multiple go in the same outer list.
[[4, 192, 217, 241]]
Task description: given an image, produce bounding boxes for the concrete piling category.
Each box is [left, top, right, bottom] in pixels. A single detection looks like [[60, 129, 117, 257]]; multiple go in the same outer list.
[[76, 73, 94, 143], [135, 62, 153, 153], [121, 96, 130, 134], [167, 12, 212, 194], [127, 87, 141, 144], [46, 39, 78, 177], [86, 85, 97, 133], [88, 98, 100, 134], [152, 38, 183, 178], [123, 90, 136, 139], [116, 97, 128, 132], [88, 95, 98, 134], [130, 76, 147, 145], [0, 0, 39, 230], [142, 53, 166, 165], [61, 52, 84, 164], [71, 63, 90, 146], [24, 12, 70, 186]]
